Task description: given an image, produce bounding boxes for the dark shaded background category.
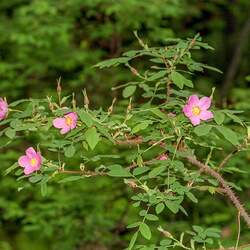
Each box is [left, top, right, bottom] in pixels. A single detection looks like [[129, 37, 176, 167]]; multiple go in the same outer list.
[[0, 1, 250, 249]]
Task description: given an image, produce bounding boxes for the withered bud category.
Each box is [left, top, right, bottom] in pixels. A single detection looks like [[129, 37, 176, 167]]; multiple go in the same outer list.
[[157, 226, 173, 238], [57, 77, 62, 94], [125, 180, 138, 189], [108, 97, 116, 115], [72, 92, 76, 110], [130, 67, 139, 76], [127, 98, 133, 112], [82, 89, 89, 108], [47, 96, 54, 111]]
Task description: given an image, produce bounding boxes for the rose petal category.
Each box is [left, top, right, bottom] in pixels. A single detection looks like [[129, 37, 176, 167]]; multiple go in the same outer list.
[[187, 95, 199, 106], [34, 153, 42, 170], [199, 97, 211, 110], [24, 166, 35, 175], [189, 116, 201, 126], [60, 126, 71, 134], [53, 118, 66, 129], [200, 110, 214, 121], [0, 112, 6, 120], [0, 98, 8, 111], [26, 147, 37, 158], [18, 156, 31, 168], [183, 104, 193, 117], [66, 112, 78, 129], [0, 98, 8, 120]]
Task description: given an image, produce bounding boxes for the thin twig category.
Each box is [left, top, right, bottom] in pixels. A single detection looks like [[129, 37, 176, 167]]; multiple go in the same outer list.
[[59, 169, 106, 176], [218, 149, 238, 170], [115, 136, 143, 146], [235, 211, 241, 250], [218, 141, 246, 171]]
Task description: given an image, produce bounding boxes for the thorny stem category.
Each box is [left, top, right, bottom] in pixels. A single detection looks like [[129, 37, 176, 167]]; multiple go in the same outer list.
[[186, 155, 250, 228], [52, 135, 250, 228], [115, 136, 250, 227]]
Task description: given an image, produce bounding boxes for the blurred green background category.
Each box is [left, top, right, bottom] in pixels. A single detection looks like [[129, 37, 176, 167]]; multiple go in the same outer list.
[[0, 0, 250, 249]]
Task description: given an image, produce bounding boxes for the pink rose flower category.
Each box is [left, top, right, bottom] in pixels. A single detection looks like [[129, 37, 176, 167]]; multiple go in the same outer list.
[[52, 112, 78, 134], [0, 98, 8, 121], [18, 147, 42, 175], [183, 95, 213, 126]]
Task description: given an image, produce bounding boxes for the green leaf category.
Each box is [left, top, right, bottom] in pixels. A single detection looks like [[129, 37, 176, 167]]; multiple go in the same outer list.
[[194, 125, 212, 136], [156, 203, 165, 214], [4, 162, 19, 176], [58, 176, 83, 183], [9, 99, 29, 107], [145, 214, 159, 221], [128, 231, 138, 250], [41, 182, 48, 197], [5, 128, 16, 139], [224, 111, 243, 126], [139, 222, 151, 240], [10, 119, 22, 129], [165, 200, 179, 214], [64, 144, 76, 158], [216, 126, 239, 145], [133, 166, 149, 176], [85, 127, 100, 150], [170, 71, 193, 89], [205, 228, 221, 238], [127, 222, 141, 229], [78, 110, 93, 127], [186, 192, 198, 203], [29, 174, 43, 183], [147, 70, 166, 81], [148, 166, 166, 178], [205, 238, 213, 244], [132, 121, 151, 133], [160, 239, 172, 246], [214, 111, 225, 125], [150, 108, 168, 120], [139, 209, 147, 216], [202, 65, 222, 73], [108, 165, 131, 177], [123, 85, 137, 98], [192, 225, 204, 234], [94, 57, 130, 68]]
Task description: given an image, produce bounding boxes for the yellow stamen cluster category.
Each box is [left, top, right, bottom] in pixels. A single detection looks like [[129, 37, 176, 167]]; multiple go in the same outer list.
[[30, 158, 37, 166], [192, 106, 201, 116], [65, 116, 73, 126]]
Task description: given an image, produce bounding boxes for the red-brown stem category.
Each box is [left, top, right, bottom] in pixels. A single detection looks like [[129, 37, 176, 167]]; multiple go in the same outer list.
[[186, 155, 250, 228]]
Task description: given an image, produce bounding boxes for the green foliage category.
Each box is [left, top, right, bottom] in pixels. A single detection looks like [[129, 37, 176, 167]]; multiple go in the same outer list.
[[1, 1, 250, 249], [1, 33, 250, 250]]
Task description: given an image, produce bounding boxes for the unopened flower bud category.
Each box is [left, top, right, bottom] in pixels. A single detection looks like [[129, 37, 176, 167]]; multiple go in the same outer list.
[[82, 89, 89, 108], [130, 67, 139, 76], [57, 77, 62, 94]]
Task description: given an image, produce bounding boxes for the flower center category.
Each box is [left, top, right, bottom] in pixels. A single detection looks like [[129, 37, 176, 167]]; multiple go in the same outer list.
[[30, 158, 37, 166], [192, 106, 201, 116], [65, 116, 73, 126]]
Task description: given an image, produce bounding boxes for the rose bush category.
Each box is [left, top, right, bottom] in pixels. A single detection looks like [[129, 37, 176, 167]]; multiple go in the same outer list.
[[1, 34, 249, 249]]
